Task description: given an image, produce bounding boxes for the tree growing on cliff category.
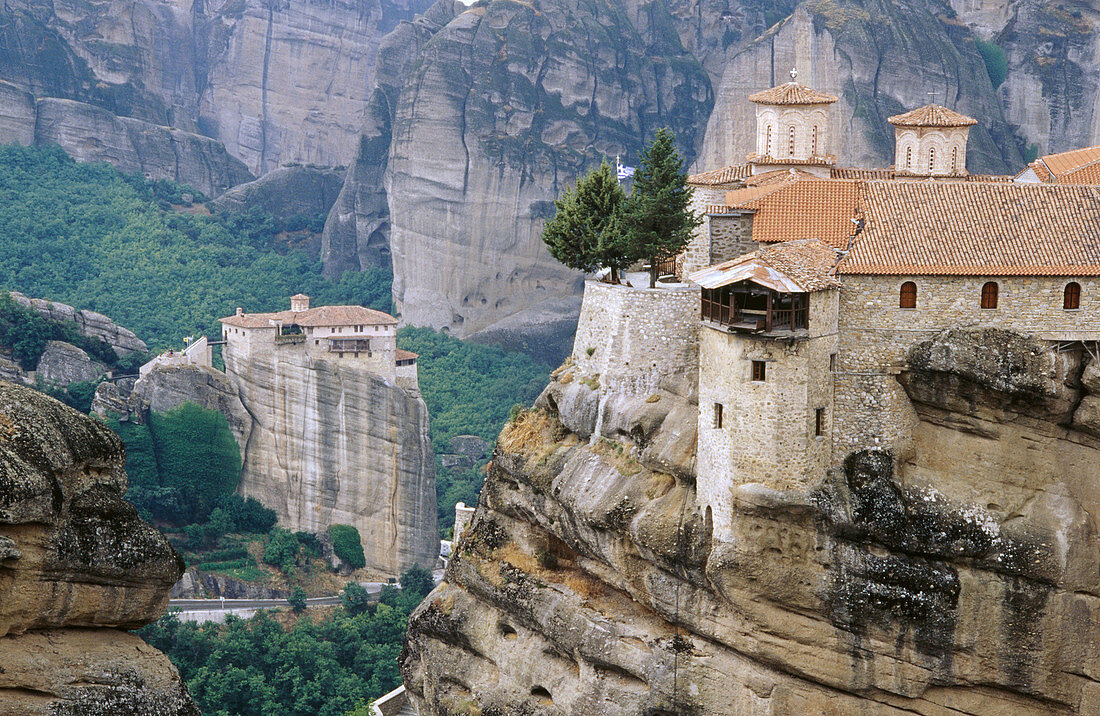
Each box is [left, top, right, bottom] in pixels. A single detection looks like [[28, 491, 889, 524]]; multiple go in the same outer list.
[[622, 128, 701, 287], [540, 160, 632, 282]]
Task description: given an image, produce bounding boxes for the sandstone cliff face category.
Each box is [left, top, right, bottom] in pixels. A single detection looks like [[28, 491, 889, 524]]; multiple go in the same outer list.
[[224, 342, 437, 575], [209, 165, 347, 219], [0, 381, 194, 714], [130, 364, 253, 451], [328, 0, 713, 361], [402, 329, 1100, 714]]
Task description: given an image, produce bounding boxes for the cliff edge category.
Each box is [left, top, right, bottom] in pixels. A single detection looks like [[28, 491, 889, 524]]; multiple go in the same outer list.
[[401, 326, 1100, 713], [0, 381, 194, 714]]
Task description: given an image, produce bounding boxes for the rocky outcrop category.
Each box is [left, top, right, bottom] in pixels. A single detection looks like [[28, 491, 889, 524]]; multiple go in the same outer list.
[[170, 567, 289, 600], [36, 340, 107, 385], [130, 364, 252, 450], [401, 328, 1100, 714], [328, 0, 712, 361], [0, 381, 194, 714], [224, 342, 437, 576], [11, 291, 146, 358], [209, 165, 346, 219]]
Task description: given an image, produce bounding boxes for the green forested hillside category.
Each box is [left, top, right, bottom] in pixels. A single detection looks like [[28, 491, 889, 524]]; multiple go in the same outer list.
[[0, 144, 389, 350]]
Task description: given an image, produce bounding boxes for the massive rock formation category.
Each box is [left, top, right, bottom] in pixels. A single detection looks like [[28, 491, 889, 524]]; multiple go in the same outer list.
[[224, 341, 437, 576], [402, 329, 1100, 714], [0, 381, 194, 714], [0, 0, 434, 182], [327, 0, 714, 362], [10, 291, 147, 358], [209, 165, 347, 220]]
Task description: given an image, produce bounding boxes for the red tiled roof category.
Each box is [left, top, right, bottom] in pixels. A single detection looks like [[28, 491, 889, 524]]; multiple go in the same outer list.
[[269, 305, 398, 327], [221, 305, 398, 328], [887, 104, 977, 127], [690, 239, 841, 293], [746, 168, 818, 186], [747, 153, 836, 166], [1038, 145, 1100, 178], [831, 167, 895, 180], [840, 182, 1100, 276], [748, 82, 838, 106], [395, 349, 418, 361], [688, 164, 753, 186], [725, 178, 860, 248], [220, 313, 277, 329]]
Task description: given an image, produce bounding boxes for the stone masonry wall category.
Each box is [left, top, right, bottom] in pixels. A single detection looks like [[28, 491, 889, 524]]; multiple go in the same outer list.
[[683, 185, 735, 276], [697, 290, 838, 534], [571, 280, 700, 395], [832, 273, 1100, 460], [709, 213, 756, 264]]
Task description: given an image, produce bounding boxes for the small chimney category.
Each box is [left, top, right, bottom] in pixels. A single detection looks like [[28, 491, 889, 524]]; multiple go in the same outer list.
[[290, 293, 310, 312], [236, 307, 243, 317]]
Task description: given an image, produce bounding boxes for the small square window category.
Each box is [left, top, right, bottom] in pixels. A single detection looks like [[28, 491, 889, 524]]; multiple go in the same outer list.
[[713, 403, 723, 429], [751, 360, 766, 382], [815, 407, 826, 437]]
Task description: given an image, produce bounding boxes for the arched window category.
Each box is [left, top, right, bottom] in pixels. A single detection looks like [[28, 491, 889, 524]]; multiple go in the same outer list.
[[906, 146, 912, 170], [981, 281, 998, 309], [812, 126, 819, 155], [899, 281, 917, 308], [788, 125, 796, 157], [952, 146, 959, 173], [765, 125, 773, 155], [928, 146, 936, 172], [1065, 282, 1081, 310]]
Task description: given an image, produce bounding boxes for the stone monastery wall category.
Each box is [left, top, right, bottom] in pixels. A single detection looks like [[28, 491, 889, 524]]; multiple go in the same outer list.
[[571, 280, 700, 395], [831, 274, 1100, 460], [709, 214, 756, 265]]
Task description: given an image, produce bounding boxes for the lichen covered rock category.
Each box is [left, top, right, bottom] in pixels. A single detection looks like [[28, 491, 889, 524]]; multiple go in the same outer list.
[[0, 381, 193, 714], [402, 329, 1100, 714]]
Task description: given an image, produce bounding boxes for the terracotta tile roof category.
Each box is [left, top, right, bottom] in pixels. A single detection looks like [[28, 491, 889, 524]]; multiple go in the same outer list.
[[965, 173, 1013, 182], [689, 239, 841, 293], [747, 153, 836, 166], [269, 305, 399, 327], [746, 168, 818, 186], [395, 349, 418, 361], [840, 182, 1100, 276], [748, 82, 838, 106], [831, 167, 895, 180], [219, 312, 277, 329], [887, 104, 977, 127], [1021, 160, 1053, 183], [688, 164, 752, 186], [1059, 161, 1100, 185], [1038, 145, 1100, 178], [291, 293, 310, 300], [725, 178, 860, 248], [222, 305, 398, 328]]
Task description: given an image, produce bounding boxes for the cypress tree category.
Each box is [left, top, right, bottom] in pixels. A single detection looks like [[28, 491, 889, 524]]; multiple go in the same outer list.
[[541, 159, 630, 282], [622, 128, 702, 287]]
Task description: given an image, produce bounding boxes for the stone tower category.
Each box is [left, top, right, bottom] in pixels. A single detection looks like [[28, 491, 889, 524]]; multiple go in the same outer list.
[[747, 69, 838, 177], [888, 104, 977, 177]]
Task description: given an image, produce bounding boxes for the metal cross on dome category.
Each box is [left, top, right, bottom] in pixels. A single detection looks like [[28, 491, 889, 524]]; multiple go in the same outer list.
[[790, 68, 798, 82], [928, 90, 939, 105]]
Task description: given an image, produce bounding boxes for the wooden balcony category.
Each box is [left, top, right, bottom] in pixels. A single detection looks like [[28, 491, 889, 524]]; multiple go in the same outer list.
[[328, 338, 372, 353], [702, 287, 809, 335], [274, 333, 305, 344]]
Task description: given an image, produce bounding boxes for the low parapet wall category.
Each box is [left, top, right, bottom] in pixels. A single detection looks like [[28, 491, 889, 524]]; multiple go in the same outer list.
[[570, 280, 700, 394]]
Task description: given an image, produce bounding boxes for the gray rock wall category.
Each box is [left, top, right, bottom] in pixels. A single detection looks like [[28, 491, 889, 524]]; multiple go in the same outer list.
[[0, 381, 195, 714], [224, 343, 438, 576]]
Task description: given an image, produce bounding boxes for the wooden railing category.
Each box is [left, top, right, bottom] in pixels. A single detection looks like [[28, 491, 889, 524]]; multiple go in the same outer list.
[[274, 333, 305, 344], [328, 338, 372, 353], [701, 300, 808, 332]]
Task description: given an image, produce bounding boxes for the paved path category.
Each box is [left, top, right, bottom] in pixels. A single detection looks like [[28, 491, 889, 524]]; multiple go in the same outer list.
[[167, 571, 444, 623]]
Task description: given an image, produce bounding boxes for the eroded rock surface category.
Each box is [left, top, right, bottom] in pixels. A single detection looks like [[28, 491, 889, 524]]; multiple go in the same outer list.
[[0, 381, 194, 714], [225, 341, 437, 576], [402, 329, 1100, 714], [10, 291, 147, 358]]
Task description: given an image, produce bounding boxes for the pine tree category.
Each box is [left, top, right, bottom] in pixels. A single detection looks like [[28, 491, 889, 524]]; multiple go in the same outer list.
[[622, 128, 702, 287], [541, 160, 630, 282]]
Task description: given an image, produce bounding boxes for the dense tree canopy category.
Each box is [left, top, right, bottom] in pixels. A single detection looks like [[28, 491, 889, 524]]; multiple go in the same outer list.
[[541, 160, 630, 281], [622, 128, 701, 287], [0, 144, 390, 351]]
